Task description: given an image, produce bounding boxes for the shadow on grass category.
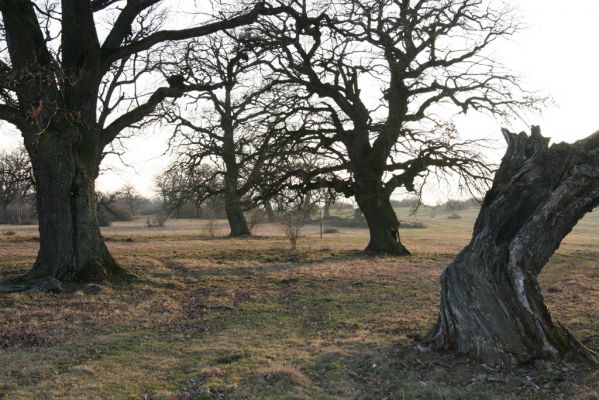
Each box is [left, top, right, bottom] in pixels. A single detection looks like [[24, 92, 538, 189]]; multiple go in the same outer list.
[[138, 335, 599, 400]]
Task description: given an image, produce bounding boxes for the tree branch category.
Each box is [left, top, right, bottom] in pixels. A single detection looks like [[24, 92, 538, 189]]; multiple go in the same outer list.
[[102, 3, 292, 67], [101, 81, 223, 146]]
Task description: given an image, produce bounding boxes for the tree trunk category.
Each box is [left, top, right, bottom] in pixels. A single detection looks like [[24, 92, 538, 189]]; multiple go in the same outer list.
[[24, 132, 124, 283], [223, 156, 250, 236], [427, 127, 599, 366], [221, 95, 251, 237], [0, 203, 7, 224], [355, 188, 410, 255], [224, 183, 251, 237], [323, 196, 331, 218], [264, 201, 276, 222], [127, 199, 135, 218], [348, 132, 410, 255]]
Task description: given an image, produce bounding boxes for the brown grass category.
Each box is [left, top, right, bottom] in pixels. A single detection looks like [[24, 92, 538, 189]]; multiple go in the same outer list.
[[0, 207, 597, 399]]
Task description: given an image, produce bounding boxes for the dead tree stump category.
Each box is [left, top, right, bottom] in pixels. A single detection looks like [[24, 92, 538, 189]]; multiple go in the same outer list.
[[427, 126, 599, 366]]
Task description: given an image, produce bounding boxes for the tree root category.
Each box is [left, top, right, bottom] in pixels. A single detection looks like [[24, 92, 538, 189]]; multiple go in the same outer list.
[[0, 262, 135, 294]]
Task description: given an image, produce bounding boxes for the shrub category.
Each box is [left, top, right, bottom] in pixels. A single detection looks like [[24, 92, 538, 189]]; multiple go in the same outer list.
[[281, 205, 315, 251], [146, 213, 168, 227], [202, 207, 217, 237], [246, 208, 267, 234]]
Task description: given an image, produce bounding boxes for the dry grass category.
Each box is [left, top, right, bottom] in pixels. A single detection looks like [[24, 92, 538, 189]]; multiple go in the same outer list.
[[0, 207, 597, 399]]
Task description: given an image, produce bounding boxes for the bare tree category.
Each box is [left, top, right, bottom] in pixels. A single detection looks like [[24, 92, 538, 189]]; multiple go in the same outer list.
[[0, 1, 290, 284], [120, 183, 142, 218], [0, 147, 34, 224], [95, 189, 134, 225], [246, 208, 268, 234], [281, 203, 315, 251], [163, 30, 305, 236], [427, 127, 599, 366], [155, 162, 222, 219], [202, 207, 218, 237], [145, 213, 168, 228], [249, 0, 540, 254], [96, 191, 118, 226]]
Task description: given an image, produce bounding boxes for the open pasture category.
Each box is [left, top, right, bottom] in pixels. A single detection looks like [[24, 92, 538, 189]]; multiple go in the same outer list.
[[0, 208, 597, 399]]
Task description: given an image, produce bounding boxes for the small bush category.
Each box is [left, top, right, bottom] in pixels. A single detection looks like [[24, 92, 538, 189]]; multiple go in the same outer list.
[[246, 208, 267, 234], [281, 205, 315, 251], [201, 207, 218, 237], [399, 221, 427, 229], [146, 213, 168, 227]]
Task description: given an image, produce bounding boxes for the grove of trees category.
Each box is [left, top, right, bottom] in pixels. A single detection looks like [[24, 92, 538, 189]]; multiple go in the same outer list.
[[241, 0, 529, 254], [0, 147, 34, 224], [0, 0, 288, 282], [155, 0, 535, 254], [0, 0, 595, 368]]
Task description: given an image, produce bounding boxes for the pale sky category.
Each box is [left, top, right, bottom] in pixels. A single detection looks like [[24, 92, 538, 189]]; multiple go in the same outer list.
[[0, 1, 598, 200]]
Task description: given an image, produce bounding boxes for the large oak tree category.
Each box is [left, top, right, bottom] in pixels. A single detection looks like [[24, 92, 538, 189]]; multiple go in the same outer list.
[[250, 0, 537, 254]]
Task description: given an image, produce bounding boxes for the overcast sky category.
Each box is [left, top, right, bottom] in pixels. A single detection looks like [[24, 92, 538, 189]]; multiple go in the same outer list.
[[1, 1, 598, 201]]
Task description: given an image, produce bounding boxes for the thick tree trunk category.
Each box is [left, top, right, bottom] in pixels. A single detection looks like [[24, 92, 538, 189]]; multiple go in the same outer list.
[[221, 100, 251, 237], [355, 188, 410, 255], [0, 203, 7, 224], [428, 127, 599, 366], [348, 131, 410, 255], [24, 131, 124, 283], [224, 183, 250, 237]]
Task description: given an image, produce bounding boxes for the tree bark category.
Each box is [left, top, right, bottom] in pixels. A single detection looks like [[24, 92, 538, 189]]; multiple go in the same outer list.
[[224, 181, 251, 237], [427, 127, 599, 366], [24, 130, 125, 283], [0, 203, 8, 224], [346, 124, 411, 255], [264, 201, 276, 222], [355, 187, 410, 255], [222, 118, 250, 236], [323, 195, 331, 218]]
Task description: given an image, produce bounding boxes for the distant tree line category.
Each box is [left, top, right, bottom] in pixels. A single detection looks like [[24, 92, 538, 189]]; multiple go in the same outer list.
[[0, 148, 35, 224], [95, 184, 164, 226], [0, 147, 163, 227]]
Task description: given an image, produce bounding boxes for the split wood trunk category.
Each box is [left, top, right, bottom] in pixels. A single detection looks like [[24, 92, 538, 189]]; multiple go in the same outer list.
[[428, 126, 599, 366]]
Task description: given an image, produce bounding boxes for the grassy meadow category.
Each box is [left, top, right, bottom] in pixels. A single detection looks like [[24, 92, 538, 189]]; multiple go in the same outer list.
[[0, 206, 598, 399]]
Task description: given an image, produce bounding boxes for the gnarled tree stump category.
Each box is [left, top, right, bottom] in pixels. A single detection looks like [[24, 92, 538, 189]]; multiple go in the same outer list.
[[428, 126, 599, 366]]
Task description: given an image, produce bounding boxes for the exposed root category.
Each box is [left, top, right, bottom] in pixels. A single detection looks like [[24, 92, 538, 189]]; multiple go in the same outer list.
[[364, 242, 412, 256], [0, 276, 65, 294], [0, 259, 135, 294], [556, 322, 598, 365]]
